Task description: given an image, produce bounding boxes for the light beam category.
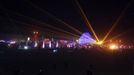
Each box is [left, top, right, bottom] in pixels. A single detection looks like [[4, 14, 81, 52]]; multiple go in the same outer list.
[[13, 20, 79, 39], [102, 1, 132, 42], [1, 7, 79, 37], [75, 0, 99, 42], [26, 0, 82, 35]]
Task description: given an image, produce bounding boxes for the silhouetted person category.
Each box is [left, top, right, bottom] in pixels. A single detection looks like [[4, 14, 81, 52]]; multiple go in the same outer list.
[[88, 64, 94, 70], [86, 64, 94, 75], [37, 69, 44, 75], [63, 62, 69, 71], [0, 72, 2, 75], [52, 64, 57, 71], [42, 66, 48, 72], [86, 70, 92, 75], [13, 69, 20, 75]]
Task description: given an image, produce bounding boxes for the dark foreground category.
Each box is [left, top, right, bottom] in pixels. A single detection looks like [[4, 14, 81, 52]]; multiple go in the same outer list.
[[0, 48, 134, 75]]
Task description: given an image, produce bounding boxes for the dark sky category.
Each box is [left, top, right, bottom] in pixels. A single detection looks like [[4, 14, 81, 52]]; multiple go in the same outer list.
[[0, 0, 134, 41]]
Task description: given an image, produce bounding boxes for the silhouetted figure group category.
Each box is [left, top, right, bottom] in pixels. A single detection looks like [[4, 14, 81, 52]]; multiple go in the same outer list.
[[86, 64, 93, 75], [86, 70, 92, 75], [13, 69, 21, 75]]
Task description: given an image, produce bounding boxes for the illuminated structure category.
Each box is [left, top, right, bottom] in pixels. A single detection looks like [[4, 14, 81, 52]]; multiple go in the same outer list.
[[78, 32, 95, 45]]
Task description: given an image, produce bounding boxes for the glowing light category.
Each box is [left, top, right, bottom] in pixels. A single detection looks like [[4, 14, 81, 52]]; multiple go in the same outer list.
[[27, 37, 30, 41], [109, 44, 119, 50], [49, 41, 51, 48], [78, 32, 95, 45], [42, 41, 45, 48], [0, 40, 5, 42], [34, 41, 38, 47], [96, 41, 103, 45], [33, 32, 36, 34], [36, 32, 38, 34], [56, 42, 59, 48], [24, 46, 28, 50], [33, 31, 38, 34], [53, 49, 58, 53], [67, 44, 71, 48], [9, 41, 16, 44], [76, 39, 79, 43]]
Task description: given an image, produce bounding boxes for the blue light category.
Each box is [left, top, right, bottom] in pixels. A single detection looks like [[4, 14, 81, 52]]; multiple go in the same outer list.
[[78, 32, 95, 45]]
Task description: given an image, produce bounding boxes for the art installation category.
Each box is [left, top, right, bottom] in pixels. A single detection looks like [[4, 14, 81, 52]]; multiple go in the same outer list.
[[78, 32, 95, 45]]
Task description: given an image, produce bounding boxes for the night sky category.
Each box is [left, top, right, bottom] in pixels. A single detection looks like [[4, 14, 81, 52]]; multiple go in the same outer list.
[[0, 0, 134, 41]]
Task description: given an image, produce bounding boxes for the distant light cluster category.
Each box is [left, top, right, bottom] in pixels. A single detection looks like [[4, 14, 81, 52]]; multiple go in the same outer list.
[[0, 32, 133, 52]]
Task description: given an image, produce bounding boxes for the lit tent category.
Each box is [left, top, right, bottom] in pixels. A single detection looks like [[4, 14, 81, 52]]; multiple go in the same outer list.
[[79, 32, 95, 45]]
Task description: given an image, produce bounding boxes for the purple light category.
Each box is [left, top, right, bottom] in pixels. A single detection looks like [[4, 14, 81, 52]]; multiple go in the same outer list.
[[0, 40, 5, 42], [78, 32, 95, 45]]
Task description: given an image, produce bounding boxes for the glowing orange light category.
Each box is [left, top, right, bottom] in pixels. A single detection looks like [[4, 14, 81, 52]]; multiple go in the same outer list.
[[109, 44, 119, 50]]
